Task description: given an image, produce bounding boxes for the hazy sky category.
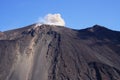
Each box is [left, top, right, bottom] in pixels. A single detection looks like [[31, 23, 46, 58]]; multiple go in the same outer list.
[[0, 0, 120, 31]]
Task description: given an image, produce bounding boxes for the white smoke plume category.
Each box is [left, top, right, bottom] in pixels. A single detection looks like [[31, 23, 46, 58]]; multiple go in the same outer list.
[[38, 13, 65, 26]]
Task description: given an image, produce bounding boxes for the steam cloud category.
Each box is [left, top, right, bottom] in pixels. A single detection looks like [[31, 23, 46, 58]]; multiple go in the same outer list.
[[38, 13, 65, 26]]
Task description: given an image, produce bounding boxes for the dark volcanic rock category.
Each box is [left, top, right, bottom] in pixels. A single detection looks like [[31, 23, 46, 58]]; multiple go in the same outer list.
[[0, 24, 120, 80]]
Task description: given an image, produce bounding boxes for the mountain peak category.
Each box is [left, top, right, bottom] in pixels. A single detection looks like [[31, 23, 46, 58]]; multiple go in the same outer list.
[[87, 25, 109, 32], [0, 24, 120, 80]]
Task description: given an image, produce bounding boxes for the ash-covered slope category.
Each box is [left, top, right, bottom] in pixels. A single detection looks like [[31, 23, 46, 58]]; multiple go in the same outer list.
[[0, 24, 120, 80]]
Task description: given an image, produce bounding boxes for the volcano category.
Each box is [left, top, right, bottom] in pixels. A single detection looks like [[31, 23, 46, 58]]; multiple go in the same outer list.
[[0, 24, 120, 80]]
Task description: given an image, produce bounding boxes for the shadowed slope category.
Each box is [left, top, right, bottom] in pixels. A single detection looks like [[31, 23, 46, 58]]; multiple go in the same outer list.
[[0, 24, 120, 80]]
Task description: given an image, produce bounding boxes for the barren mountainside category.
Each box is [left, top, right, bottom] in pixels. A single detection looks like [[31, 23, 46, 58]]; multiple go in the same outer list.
[[0, 24, 120, 80]]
